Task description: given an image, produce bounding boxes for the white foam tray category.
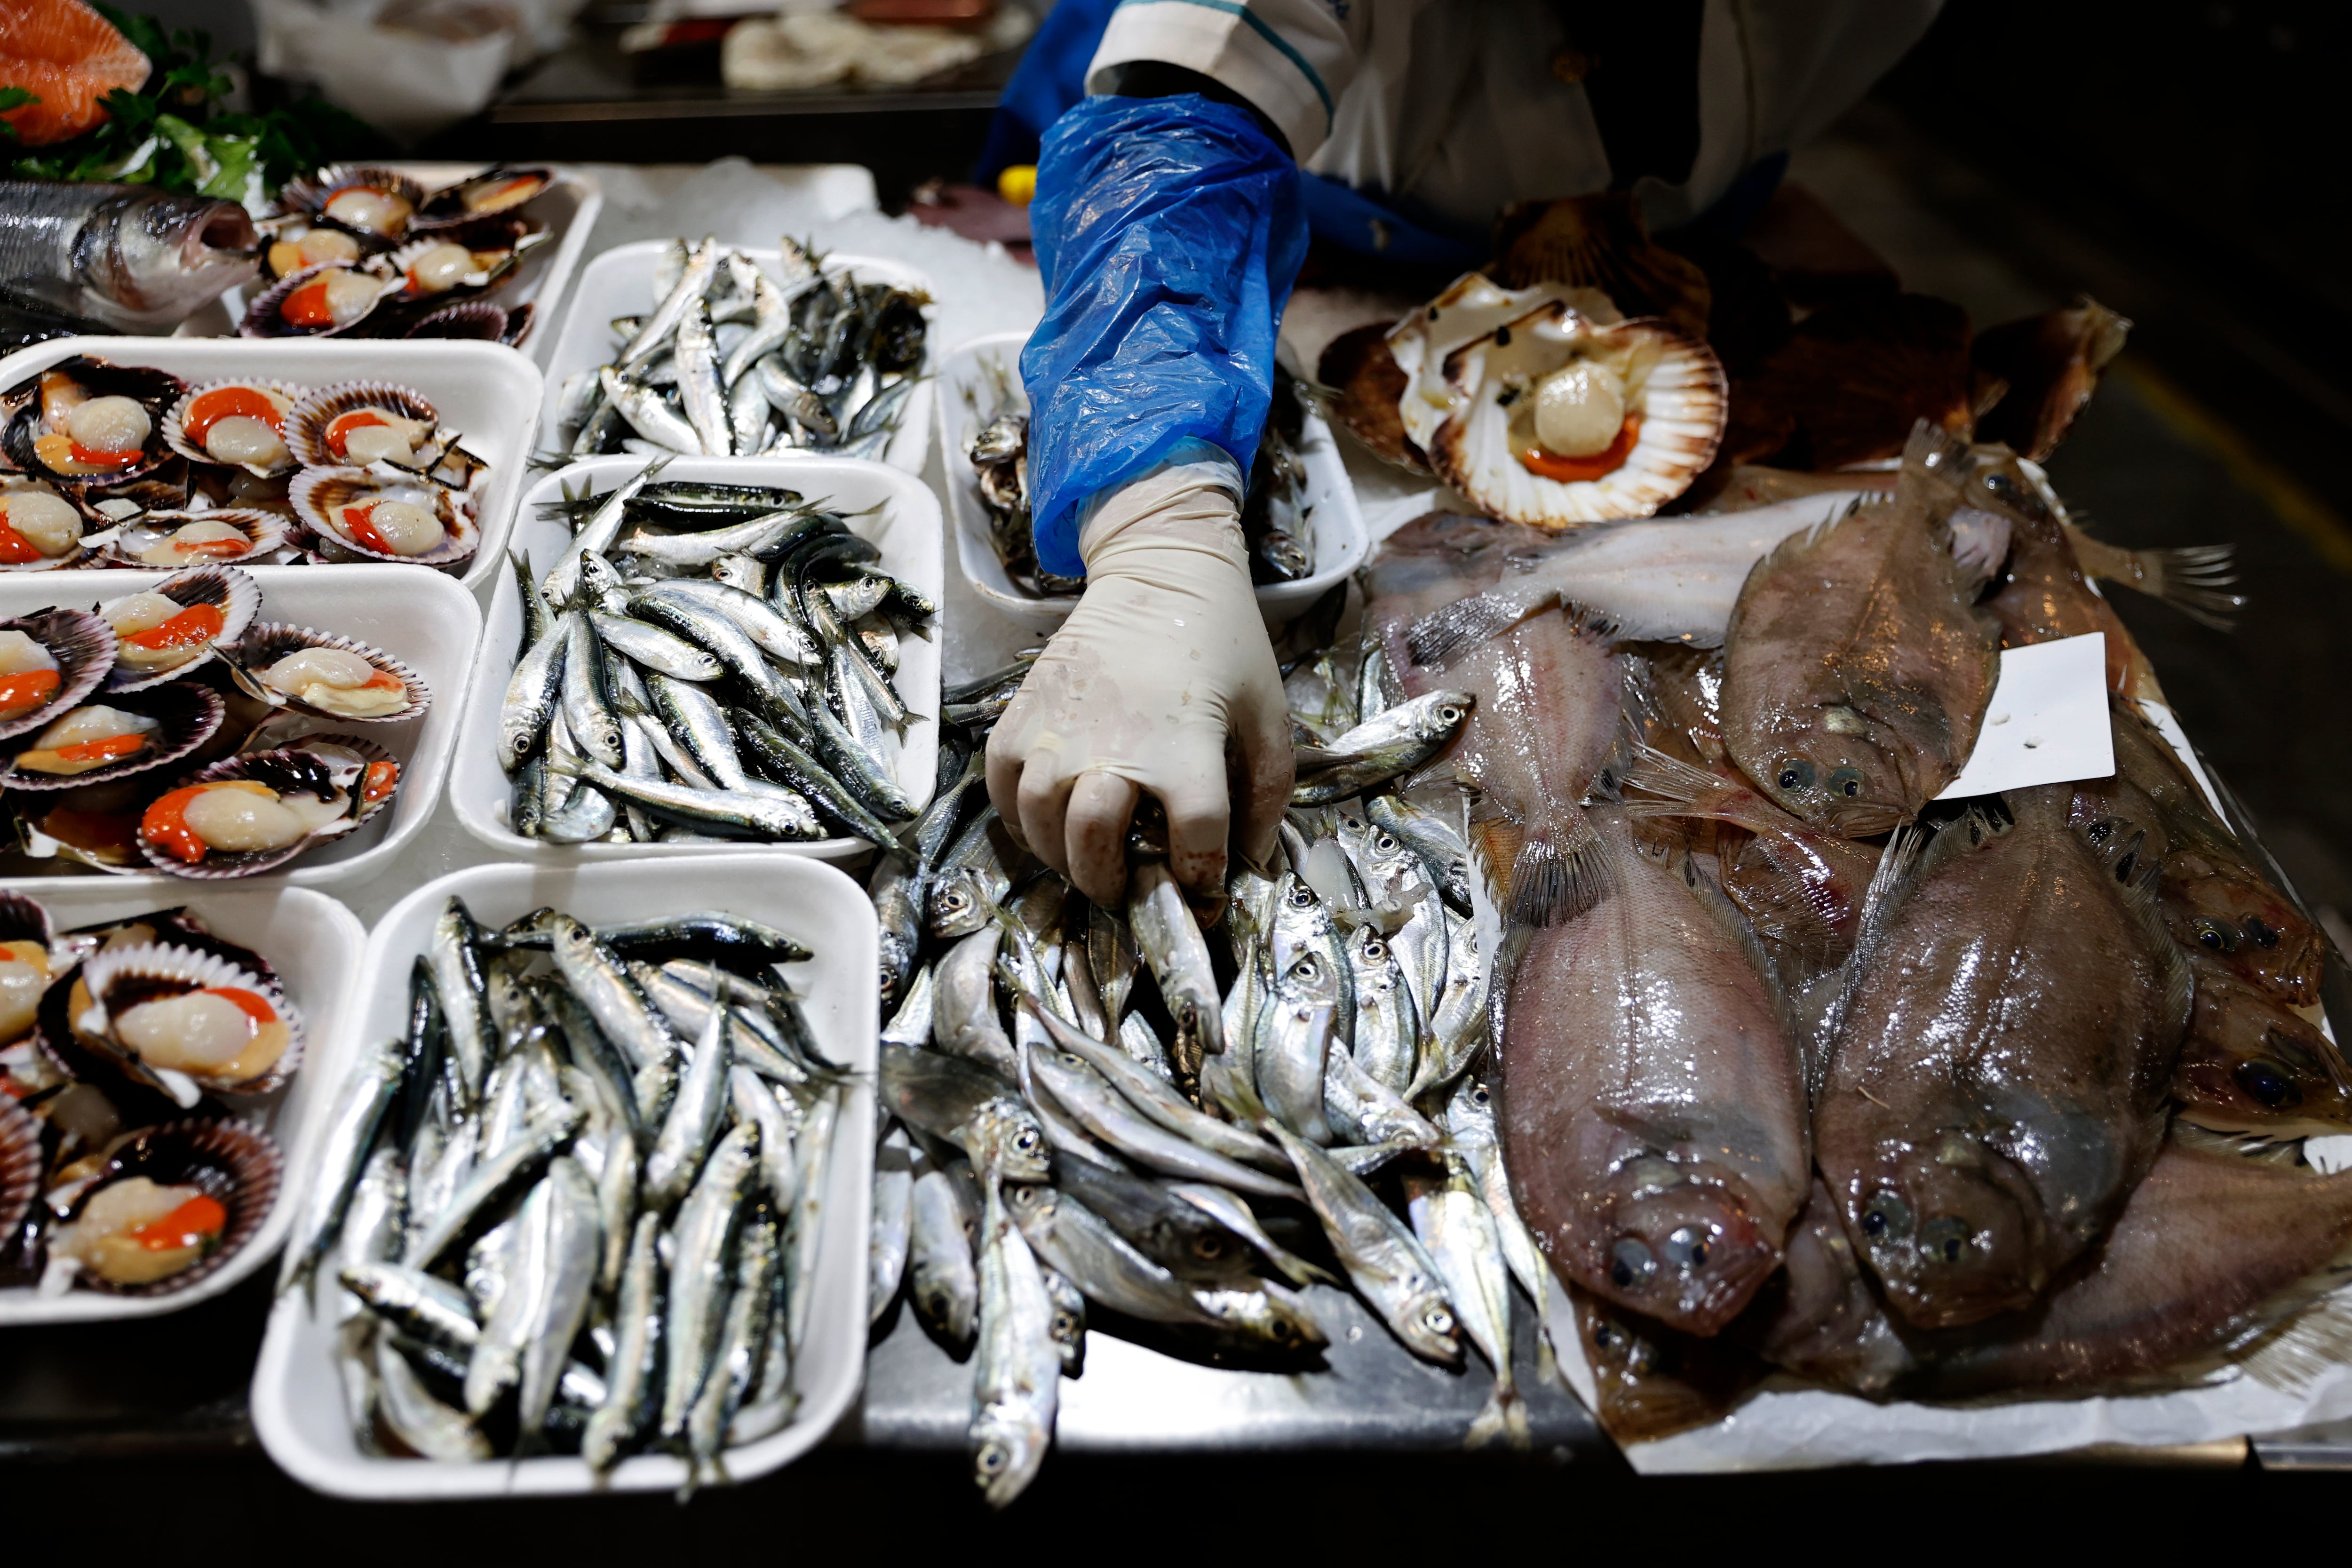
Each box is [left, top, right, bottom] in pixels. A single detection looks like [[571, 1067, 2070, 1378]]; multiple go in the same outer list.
[[0, 336, 545, 594], [935, 330, 1370, 635], [251, 855, 878, 1497], [183, 163, 605, 367], [0, 883, 365, 1324], [0, 563, 480, 895], [452, 454, 941, 864], [540, 241, 934, 475]]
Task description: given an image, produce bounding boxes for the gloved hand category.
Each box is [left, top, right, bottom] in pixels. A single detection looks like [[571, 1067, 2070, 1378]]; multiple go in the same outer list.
[[985, 456, 1293, 907]]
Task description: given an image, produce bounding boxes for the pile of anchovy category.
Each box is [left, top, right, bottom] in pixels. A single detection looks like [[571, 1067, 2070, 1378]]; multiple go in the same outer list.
[[962, 365, 1316, 597], [281, 899, 844, 1484], [869, 593, 1550, 1506], [553, 236, 927, 462], [498, 463, 936, 846]]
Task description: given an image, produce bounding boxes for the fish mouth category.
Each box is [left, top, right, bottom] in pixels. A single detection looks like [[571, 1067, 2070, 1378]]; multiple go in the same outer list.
[[190, 206, 260, 261], [1581, 1167, 1783, 1335], [1841, 1133, 2048, 1330]]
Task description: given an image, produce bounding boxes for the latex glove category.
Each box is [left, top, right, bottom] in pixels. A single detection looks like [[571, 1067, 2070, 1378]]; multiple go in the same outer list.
[[986, 458, 1292, 907]]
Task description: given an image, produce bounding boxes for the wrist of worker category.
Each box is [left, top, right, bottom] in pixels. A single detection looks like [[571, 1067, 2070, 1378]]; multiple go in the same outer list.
[[1074, 440, 1251, 587]]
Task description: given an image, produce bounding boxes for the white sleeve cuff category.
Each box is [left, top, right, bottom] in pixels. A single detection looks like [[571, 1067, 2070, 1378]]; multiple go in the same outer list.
[[1085, 0, 1351, 162]]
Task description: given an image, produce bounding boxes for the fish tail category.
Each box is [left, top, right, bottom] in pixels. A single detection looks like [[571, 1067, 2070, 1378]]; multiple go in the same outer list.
[[2066, 525, 2245, 630], [1405, 588, 1552, 669], [1485, 806, 1610, 929]]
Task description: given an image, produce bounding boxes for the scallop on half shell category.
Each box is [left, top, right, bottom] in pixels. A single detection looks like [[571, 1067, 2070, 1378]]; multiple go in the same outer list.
[[0, 606, 116, 740], [160, 382, 304, 477], [98, 564, 261, 692], [239, 263, 406, 341], [225, 623, 431, 724], [45, 1117, 283, 1296], [385, 224, 539, 306], [108, 508, 293, 570], [414, 165, 553, 228], [284, 382, 441, 470], [0, 480, 109, 571], [282, 164, 429, 242], [0, 891, 57, 1045], [0, 358, 187, 489], [0, 1095, 39, 1253], [71, 942, 304, 1101], [287, 467, 475, 569], [1406, 287, 1726, 528], [135, 732, 398, 879], [1, 682, 225, 792]]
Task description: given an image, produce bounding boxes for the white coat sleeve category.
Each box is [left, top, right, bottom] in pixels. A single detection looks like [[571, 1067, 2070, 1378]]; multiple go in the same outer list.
[[1084, 0, 1366, 162]]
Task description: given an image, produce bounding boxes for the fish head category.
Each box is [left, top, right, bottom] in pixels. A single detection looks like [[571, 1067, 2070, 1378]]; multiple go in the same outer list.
[[1839, 1130, 2047, 1330], [85, 192, 259, 327], [970, 1098, 1052, 1185], [2161, 849, 2323, 1006], [970, 1404, 1050, 1507], [1746, 709, 1915, 834], [1584, 1153, 1785, 1335], [2178, 963, 2352, 1137], [1396, 1278, 1465, 1366]]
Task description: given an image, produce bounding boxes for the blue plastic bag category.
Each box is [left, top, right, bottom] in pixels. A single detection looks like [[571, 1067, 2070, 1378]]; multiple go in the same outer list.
[[1020, 92, 1308, 578]]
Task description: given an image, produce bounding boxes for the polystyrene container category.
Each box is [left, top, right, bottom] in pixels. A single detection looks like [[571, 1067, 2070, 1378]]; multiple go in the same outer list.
[[251, 855, 878, 1498], [451, 454, 941, 863], [0, 563, 480, 894], [540, 242, 934, 475], [936, 330, 1371, 635], [0, 883, 365, 1324], [0, 336, 545, 594], [186, 163, 604, 365]]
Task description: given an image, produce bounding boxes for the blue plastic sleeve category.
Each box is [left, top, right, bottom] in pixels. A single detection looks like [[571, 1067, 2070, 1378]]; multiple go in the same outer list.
[[1020, 92, 1308, 579]]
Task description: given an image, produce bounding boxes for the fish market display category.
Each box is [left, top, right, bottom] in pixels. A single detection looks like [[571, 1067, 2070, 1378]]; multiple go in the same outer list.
[[1350, 414, 2352, 1446], [284, 899, 843, 1482], [962, 356, 1315, 597], [865, 630, 1571, 1505], [0, 353, 493, 573], [0, 892, 294, 1298], [241, 165, 555, 346], [0, 563, 417, 877], [553, 236, 928, 462], [498, 462, 935, 848], [0, 179, 258, 330]]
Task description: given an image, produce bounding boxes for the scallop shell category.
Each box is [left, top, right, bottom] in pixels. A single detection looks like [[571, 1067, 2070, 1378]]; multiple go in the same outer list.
[[1, 682, 225, 792], [160, 381, 305, 477], [0, 487, 105, 573], [71, 940, 304, 1101], [414, 165, 553, 228], [1318, 323, 1428, 474], [286, 467, 475, 571], [282, 164, 430, 239], [1426, 306, 1727, 529], [80, 460, 194, 523], [0, 606, 116, 741], [0, 891, 52, 952], [223, 622, 431, 724], [287, 732, 402, 828], [0, 358, 187, 489], [1490, 194, 1714, 340], [403, 300, 508, 342], [238, 263, 405, 341], [284, 381, 440, 470], [134, 738, 381, 879], [99, 563, 261, 692], [107, 508, 292, 570], [0, 1096, 38, 1255], [384, 232, 527, 305], [60, 1117, 283, 1296], [10, 796, 145, 875]]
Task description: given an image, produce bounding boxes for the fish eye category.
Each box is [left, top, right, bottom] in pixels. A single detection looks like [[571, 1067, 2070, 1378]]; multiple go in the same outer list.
[[1365, 938, 1386, 960], [2235, 1059, 2300, 1107], [1775, 758, 1816, 792], [1610, 1238, 1656, 1289], [1425, 1305, 1456, 1335], [976, 1443, 1008, 1476], [1862, 1191, 1912, 1240], [2244, 916, 2280, 949], [1919, 1216, 1972, 1264], [1439, 705, 1464, 724], [1374, 831, 1400, 853], [1470, 1084, 1491, 1106], [1015, 1126, 1041, 1154], [1828, 766, 1863, 798], [2195, 918, 2237, 953], [1591, 1320, 1622, 1351], [1287, 885, 1313, 907], [1662, 1225, 1713, 1271]]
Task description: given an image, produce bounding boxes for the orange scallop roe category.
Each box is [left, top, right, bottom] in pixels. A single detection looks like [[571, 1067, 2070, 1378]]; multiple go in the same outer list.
[[325, 410, 389, 458], [125, 602, 224, 651], [53, 732, 146, 762], [127, 1193, 227, 1251], [0, 667, 62, 715], [1515, 414, 1641, 484], [341, 503, 392, 554], [0, 520, 40, 565], [183, 387, 285, 443], [363, 759, 400, 802], [205, 986, 278, 1025], [0, 0, 151, 148], [281, 278, 336, 329]]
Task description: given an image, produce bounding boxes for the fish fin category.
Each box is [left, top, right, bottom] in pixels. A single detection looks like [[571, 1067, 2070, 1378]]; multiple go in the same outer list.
[[1464, 1386, 1527, 1449], [1622, 741, 1754, 822], [1406, 587, 1554, 669], [1912, 799, 2011, 883], [1677, 846, 1791, 1008], [1505, 809, 1611, 929], [1895, 417, 1975, 522], [1816, 826, 1926, 1100], [2109, 832, 2195, 1044], [2066, 525, 2246, 630]]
